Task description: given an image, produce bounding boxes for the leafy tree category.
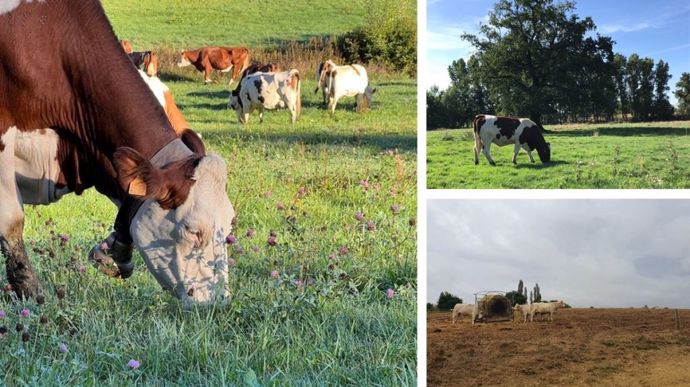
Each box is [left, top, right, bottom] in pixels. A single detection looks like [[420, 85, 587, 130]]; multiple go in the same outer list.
[[533, 283, 542, 303], [675, 72, 690, 116], [652, 60, 674, 120], [461, 0, 613, 126], [517, 279, 524, 295], [506, 290, 527, 306], [427, 303, 435, 311], [437, 291, 463, 310], [613, 54, 630, 120]]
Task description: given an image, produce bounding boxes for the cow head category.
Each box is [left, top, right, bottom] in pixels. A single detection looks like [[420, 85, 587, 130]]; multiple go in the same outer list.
[[176, 51, 191, 67], [537, 142, 551, 163], [113, 141, 235, 307]]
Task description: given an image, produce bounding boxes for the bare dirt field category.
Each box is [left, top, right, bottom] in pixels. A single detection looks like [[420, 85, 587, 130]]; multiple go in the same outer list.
[[428, 308, 690, 386]]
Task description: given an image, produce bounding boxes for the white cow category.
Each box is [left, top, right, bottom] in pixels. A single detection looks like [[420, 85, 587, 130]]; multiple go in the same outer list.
[[319, 61, 376, 114], [513, 304, 531, 323], [529, 300, 566, 322], [451, 303, 480, 325], [228, 69, 301, 124]]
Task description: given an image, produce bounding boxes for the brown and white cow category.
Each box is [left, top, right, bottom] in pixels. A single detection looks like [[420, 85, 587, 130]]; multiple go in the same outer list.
[[0, 1, 234, 306], [473, 115, 551, 165], [228, 70, 302, 124], [177, 46, 250, 85], [128, 51, 160, 77], [317, 61, 376, 114]]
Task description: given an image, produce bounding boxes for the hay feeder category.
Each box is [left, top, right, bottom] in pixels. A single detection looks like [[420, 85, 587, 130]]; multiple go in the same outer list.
[[474, 291, 514, 323]]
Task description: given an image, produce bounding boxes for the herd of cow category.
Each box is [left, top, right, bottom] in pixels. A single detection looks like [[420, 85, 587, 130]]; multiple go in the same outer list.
[[451, 300, 567, 325], [121, 41, 377, 124]]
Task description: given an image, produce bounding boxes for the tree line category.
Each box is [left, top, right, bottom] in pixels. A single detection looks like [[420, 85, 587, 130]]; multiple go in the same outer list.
[[427, 0, 690, 130], [429, 280, 546, 310]]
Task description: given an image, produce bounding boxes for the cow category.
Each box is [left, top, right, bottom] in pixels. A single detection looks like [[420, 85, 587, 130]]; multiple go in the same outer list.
[[177, 46, 250, 85], [529, 301, 566, 322], [228, 70, 302, 124], [0, 1, 235, 306], [319, 61, 376, 114], [135, 70, 191, 136], [128, 51, 160, 77], [314, 60, 335, 105], [451, 303, 480, 325], [473, 115, 551, 165]]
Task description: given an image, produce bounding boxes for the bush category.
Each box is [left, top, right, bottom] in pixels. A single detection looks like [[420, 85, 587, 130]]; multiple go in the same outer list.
[[336, 0, 416, 75], [437, 291, 462, 311]]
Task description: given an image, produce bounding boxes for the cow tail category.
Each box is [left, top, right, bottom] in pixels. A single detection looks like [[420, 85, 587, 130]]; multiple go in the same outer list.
[[473, 115, 484, 151], [295, 71, 302, 119]]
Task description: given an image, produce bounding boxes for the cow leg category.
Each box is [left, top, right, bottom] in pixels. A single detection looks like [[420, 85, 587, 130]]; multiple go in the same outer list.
[[481, 143, 496, 166], [203, 68, 213, 84], [327, 96, 337, 115], [0, 127, 42, 299], [258, 108, 264, 124], [512, 143, 522, 164], [522, 145, 536, 163]]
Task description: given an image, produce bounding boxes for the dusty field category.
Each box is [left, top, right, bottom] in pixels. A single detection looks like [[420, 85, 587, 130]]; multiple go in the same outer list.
[[428, 308, 690, 386]]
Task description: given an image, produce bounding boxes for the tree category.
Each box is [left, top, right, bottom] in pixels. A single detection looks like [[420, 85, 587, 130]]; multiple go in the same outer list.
[[437, 291, 463, 310], [461, 0, 613, 126], [506, 290, 527, 305], [652, 60, 674, 120], [529, 290, 533, 304], [613, 53, 630, 120], [675, 72, 690, 116], [427, 303, 435, 311], [532, 283, 542, 303], [517, 279, 524, 295]]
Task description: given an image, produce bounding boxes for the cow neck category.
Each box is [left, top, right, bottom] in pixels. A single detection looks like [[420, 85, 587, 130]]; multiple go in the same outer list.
[[115, 138, 195, 245]]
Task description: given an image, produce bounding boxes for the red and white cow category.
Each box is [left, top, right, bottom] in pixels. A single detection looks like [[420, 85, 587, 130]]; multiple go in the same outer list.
[[318, 61, 376, 114], [228, 70, 302, 124], [0, 1, 234, 306], [177, 46, 250, 85], [473, 115, 551, 165]]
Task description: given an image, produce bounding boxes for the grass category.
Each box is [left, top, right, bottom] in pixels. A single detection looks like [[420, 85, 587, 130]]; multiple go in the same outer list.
[[427, 121, 690, 189], [0, 1, 417, 385]]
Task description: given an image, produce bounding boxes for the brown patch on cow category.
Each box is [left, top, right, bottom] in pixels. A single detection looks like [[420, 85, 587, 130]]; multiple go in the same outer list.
[[519, 125, 551, 162], [120, 40, 133, 54], [349, 65, 361, 76], [495, 117, 521, 138], [163, 90, 189, 135], [473, 115, 486, 133], [181, 46, 250, 83], [113, 147, 201, 210], [0, 136, 4, 152], [289, 71, 300, 90], [179, 129, 205, 155], [144, 52, 159, 77]]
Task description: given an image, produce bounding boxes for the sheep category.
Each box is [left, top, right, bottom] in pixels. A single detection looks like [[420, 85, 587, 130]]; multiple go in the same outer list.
[[529, 300, 566, 322], [513, 304, 531, 323], [451, 303, 480, 325]]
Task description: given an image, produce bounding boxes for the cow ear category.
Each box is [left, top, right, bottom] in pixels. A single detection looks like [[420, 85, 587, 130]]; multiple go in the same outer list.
[[180, 129, 206, 155], [113, 147, 164, 199]]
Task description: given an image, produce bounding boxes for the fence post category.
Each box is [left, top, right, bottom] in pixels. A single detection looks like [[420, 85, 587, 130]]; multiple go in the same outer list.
[[675, 309, 680, 330]]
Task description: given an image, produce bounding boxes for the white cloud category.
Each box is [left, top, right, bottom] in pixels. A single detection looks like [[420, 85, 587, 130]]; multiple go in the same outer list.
[[599, 22, 655, 34]]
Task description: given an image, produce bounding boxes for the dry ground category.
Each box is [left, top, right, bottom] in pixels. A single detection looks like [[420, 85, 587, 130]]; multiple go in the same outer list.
[[428, 308, 690, 386]]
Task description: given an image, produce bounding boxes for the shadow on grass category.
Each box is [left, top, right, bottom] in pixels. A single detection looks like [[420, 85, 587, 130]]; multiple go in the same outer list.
[[159, 71, 200, 83], [179, 102, 229, 111], [551, 127, 690, 137], [513, 160, 570, 169], [187, 90, 232, 99], [203, 127, 416, 152], [375, 81, 415, 87]]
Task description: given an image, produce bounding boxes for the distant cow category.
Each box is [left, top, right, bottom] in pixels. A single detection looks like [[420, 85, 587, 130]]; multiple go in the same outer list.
[[228, 69, 301, 124], [177, 46, 250, 85], [319, 61, 376, 114], [314, 60, 335, 104], [451, 303, 480, 325], [473, 115, 551, 165], [128, 51, 160, 77]]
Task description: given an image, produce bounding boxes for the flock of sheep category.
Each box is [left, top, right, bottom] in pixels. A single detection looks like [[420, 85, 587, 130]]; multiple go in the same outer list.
[[451, 300, 567, 325]]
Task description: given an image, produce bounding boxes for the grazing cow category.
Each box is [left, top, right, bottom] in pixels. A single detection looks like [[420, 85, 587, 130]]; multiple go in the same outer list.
[[451, 303, 480, 325], [228, 70, 302, 124], [136, 70, 192, 137], [320, 61, 376, 114], [0, 1, 235, 306], [513, 304, 531, 323], [473, 115, 551, 165], [314, 60, 335, 105], [128, 51, 160, 77], [177, 46, 250, 85], [529, 301, 566, 322]]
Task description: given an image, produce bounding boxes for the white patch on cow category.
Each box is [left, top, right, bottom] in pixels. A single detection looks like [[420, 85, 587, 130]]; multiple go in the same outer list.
[[176, 55, 191, 67], [137, 70, 167, 107], [0, 127, 24, 237], [230, 70, 301, 124], [14, 128, 72, 204], [0, 0, 44, 15], [130, 154, 235, 307], [326, 64, 373, 114], [220, 65, 233, 73]]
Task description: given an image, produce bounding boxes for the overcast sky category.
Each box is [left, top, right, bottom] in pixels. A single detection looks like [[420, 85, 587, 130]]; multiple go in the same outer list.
[[428, 200, 690, 308], [427, 0, 690, 106]]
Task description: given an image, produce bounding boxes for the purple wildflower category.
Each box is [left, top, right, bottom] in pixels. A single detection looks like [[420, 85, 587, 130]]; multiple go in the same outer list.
[[246, 228, 256, 238], [359, 179, 369, 190], [294, 279, 303, 288], [59, 234, 70, 243], [267, 235, 277, 246], [127, 359, 140, 369], [366, 221, 376, 231], [252, 246, 260, 253], [20, 308, 30, 318], [276, 202, 285, 210], [77, 265, 86, 273], [270, 270, 279, 279], [386, 288, 395, 299], [338, 245, 349, 256], [58, 343, 68, 353], [355, 211, 365, 221], [391, 204, 401, 215], [226, 234, 237, 245], [297, 186, 306, 197], [0, 310, 5, 319]]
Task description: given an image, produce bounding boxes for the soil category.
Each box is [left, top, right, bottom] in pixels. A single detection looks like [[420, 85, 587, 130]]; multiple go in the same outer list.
[[427, 308, 690, 386]]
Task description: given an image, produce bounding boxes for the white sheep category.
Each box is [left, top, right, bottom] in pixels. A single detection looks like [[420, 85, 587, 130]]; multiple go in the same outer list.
[[529, 300, 566, 322], [451, 303, 480, 325]]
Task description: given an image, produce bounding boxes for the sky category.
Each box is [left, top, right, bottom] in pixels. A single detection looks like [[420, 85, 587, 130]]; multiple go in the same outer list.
[[427, 0, 690, 106], [427, 200, 690, 308]]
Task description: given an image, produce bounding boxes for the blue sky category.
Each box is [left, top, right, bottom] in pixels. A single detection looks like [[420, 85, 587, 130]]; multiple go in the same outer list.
[[427, 0, 690, 106]]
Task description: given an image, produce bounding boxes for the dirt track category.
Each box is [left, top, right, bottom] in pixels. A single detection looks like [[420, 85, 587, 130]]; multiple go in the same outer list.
[[428, 308, 690, 386]]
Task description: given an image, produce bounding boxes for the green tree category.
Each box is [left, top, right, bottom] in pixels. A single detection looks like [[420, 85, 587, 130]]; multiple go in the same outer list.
[[613, 54, 630, 120], [461, 0, 612, 126], [506, 290, 527, 305], [533, 283, 542, 303], [437, 291, 463, 310], [675, 72, 690, 116], [652, 60, 674, 120], [517, 279, 524, 295]]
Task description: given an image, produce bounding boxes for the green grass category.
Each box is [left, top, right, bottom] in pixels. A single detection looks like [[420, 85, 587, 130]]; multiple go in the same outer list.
[[427, 121, 690, 188], [0, 2, 417, 385], [103, 0, 369, 48]]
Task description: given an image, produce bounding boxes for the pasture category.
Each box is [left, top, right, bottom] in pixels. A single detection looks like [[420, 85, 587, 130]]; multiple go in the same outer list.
[[0, 1, 417, 385], [427, 121, 690, 189], [428, 308, 690, 386]]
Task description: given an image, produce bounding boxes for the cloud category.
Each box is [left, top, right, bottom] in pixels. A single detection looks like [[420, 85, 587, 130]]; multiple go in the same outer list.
[[426, 27, 473, 51], [599, 22, 655, 34], [427, 200, 690, 308]]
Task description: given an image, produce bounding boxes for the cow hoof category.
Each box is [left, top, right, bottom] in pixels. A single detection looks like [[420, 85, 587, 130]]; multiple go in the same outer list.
[[8, 280, 43, 301], [88, 237, 134, 279], [474, 160, 479, 165], [490, 162, 496, 166]]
